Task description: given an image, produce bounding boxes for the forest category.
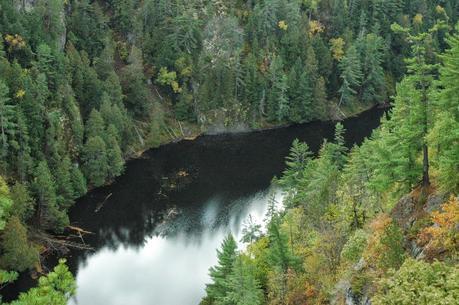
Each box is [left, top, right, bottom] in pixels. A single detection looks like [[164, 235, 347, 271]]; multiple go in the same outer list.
[[0, 0, 458, 304]]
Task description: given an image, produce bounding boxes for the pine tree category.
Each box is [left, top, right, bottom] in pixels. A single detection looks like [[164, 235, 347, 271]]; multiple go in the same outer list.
[[104, 125, 125, 180], [9, 259, 76, 305], [62, 85, 84, 152], [0, 80, 16, 158], [430, 23, 459, 192], [279, 139, 312, 189], [390, 22, 443, 187], [10, 183, 35, 222], [267, 214, 299, 273], [12, 110, 33, 181], [287, 59, 313, 122], [267, 56, 289, 122], [338, 45, 363, 106], [225, 257, 264, 305], [0, 216, 38, 272], [70, 164, 87, 199], [85, 109, 105, 140], [205, 234, 238, 304], [0, 176, 13, 231], [357, 33, 386, 104], [82, 136, 109, 187], [33, 161, 68, 232], [55, 156, 76, 209]]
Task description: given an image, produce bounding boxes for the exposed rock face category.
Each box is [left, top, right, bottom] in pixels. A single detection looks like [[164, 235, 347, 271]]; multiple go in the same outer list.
[[391, 193, 417, 230], [15, 0, 36, 12], [345, 287, 371, 305], [14, 0, 67, 51], [424, 192, 448, 213]]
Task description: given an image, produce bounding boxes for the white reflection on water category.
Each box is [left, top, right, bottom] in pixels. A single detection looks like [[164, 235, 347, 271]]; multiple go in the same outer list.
[[69, 189, 284, 305]]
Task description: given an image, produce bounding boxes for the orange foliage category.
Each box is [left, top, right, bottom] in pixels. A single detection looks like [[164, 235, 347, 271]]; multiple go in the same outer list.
[[418, 196, 459, 258], [363, 214, 399, 269]]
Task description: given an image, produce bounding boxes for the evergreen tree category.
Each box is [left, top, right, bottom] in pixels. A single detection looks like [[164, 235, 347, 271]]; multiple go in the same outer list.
[[205, 234, 238, 304], [70, 165, 87, 199], [104, 125, 125, 180], [9, 259, 76, 305], [338, 45, 363, 105], [225, 257, 264, 305], [430, 24, 459, 192], [10, 110, 33, 182], [357, 33, 386, 104], [279, 139, 312, 190], [0, 216, 38, 272], [33, 161, 68, 232], [10, 183, 35, 222], [55, 156, 76, 209], [390, 22, 442, 187], [267, 56, 289, 122], [0, 80, 16, 158], [82, 136, 108, 187], [0, 176, 13, 231], [267, 214, 299, 273], [85, 109, 105, 140], [287, 59, 313, 122]]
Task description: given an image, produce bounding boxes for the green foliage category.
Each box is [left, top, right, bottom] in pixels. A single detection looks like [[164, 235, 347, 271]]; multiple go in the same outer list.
[[8, 259, 76, 305], [205, 234, 238, 304], [340, 229, 368, 264], [279, 139, 312, 191], [372, 259, 459, 305], [379, 221, 405, 270], [267, 213, 300, 273], [0, 176, 13, 230], [0, 216, 38, 272], [10, 182, 35, 222], [33, 161, 68, 232], [225, 257, 264, 305], [82, 136, 109, 187], [339, 45, 363, 105], [0, 270, 18, 288]]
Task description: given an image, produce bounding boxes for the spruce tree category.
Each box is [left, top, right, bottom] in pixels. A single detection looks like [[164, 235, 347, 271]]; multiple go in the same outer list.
[[225, 257, 264, 305], [33, 161, 68, 232], [287, 59, 313, 122], [205, 234, 238, 304], [358, 33, 386, 104], [55, 156, 76, 209], [10, 183, 35, 222], [430, 24, 459, 192], [82, 136, 109, 187], [104, 125, 125, 180], [267, 56, 289, 122], [85, 109, 105, 140], [338, 45, 363, 106], [70, 164, 87, 199], [0, 216, 38, 272], [0, 80, 16, 158]]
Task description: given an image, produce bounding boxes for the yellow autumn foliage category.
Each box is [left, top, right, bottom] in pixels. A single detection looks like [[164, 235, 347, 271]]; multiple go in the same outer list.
[[278, 20, 288, 31], [418, 196, 459, 258], [308, 20, 324, 37]]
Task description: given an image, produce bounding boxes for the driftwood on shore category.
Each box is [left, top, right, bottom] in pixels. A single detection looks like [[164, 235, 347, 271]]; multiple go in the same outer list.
[[31, 226, 94, 256]]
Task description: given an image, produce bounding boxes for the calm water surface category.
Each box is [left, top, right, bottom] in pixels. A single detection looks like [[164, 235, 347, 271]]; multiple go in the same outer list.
[[5, 108, 384, 305]]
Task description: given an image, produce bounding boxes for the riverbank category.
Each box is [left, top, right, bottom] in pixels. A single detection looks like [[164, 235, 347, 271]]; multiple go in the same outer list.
[[151, 102, 381, 154]]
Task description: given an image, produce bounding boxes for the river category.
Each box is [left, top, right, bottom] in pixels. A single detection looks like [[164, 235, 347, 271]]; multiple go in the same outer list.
[[3, 107, 384, 305]]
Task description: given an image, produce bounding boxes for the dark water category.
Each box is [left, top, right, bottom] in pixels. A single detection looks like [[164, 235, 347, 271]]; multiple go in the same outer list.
[[3, 107, 384, 305]]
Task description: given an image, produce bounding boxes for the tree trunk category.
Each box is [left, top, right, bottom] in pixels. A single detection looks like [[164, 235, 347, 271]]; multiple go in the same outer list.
[[422, 143, 430, 186]]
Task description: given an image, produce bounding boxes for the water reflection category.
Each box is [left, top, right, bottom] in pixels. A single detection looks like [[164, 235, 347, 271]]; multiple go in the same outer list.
[[2, 107, 384, 303], [69, 190, 283, 305]]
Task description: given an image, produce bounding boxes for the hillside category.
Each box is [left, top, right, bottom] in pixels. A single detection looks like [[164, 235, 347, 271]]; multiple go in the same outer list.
[[0, 0, 458, 304]]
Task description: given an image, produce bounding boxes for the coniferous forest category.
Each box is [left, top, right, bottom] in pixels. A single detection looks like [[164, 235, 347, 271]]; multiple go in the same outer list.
[[0, 0, 458, 304]]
